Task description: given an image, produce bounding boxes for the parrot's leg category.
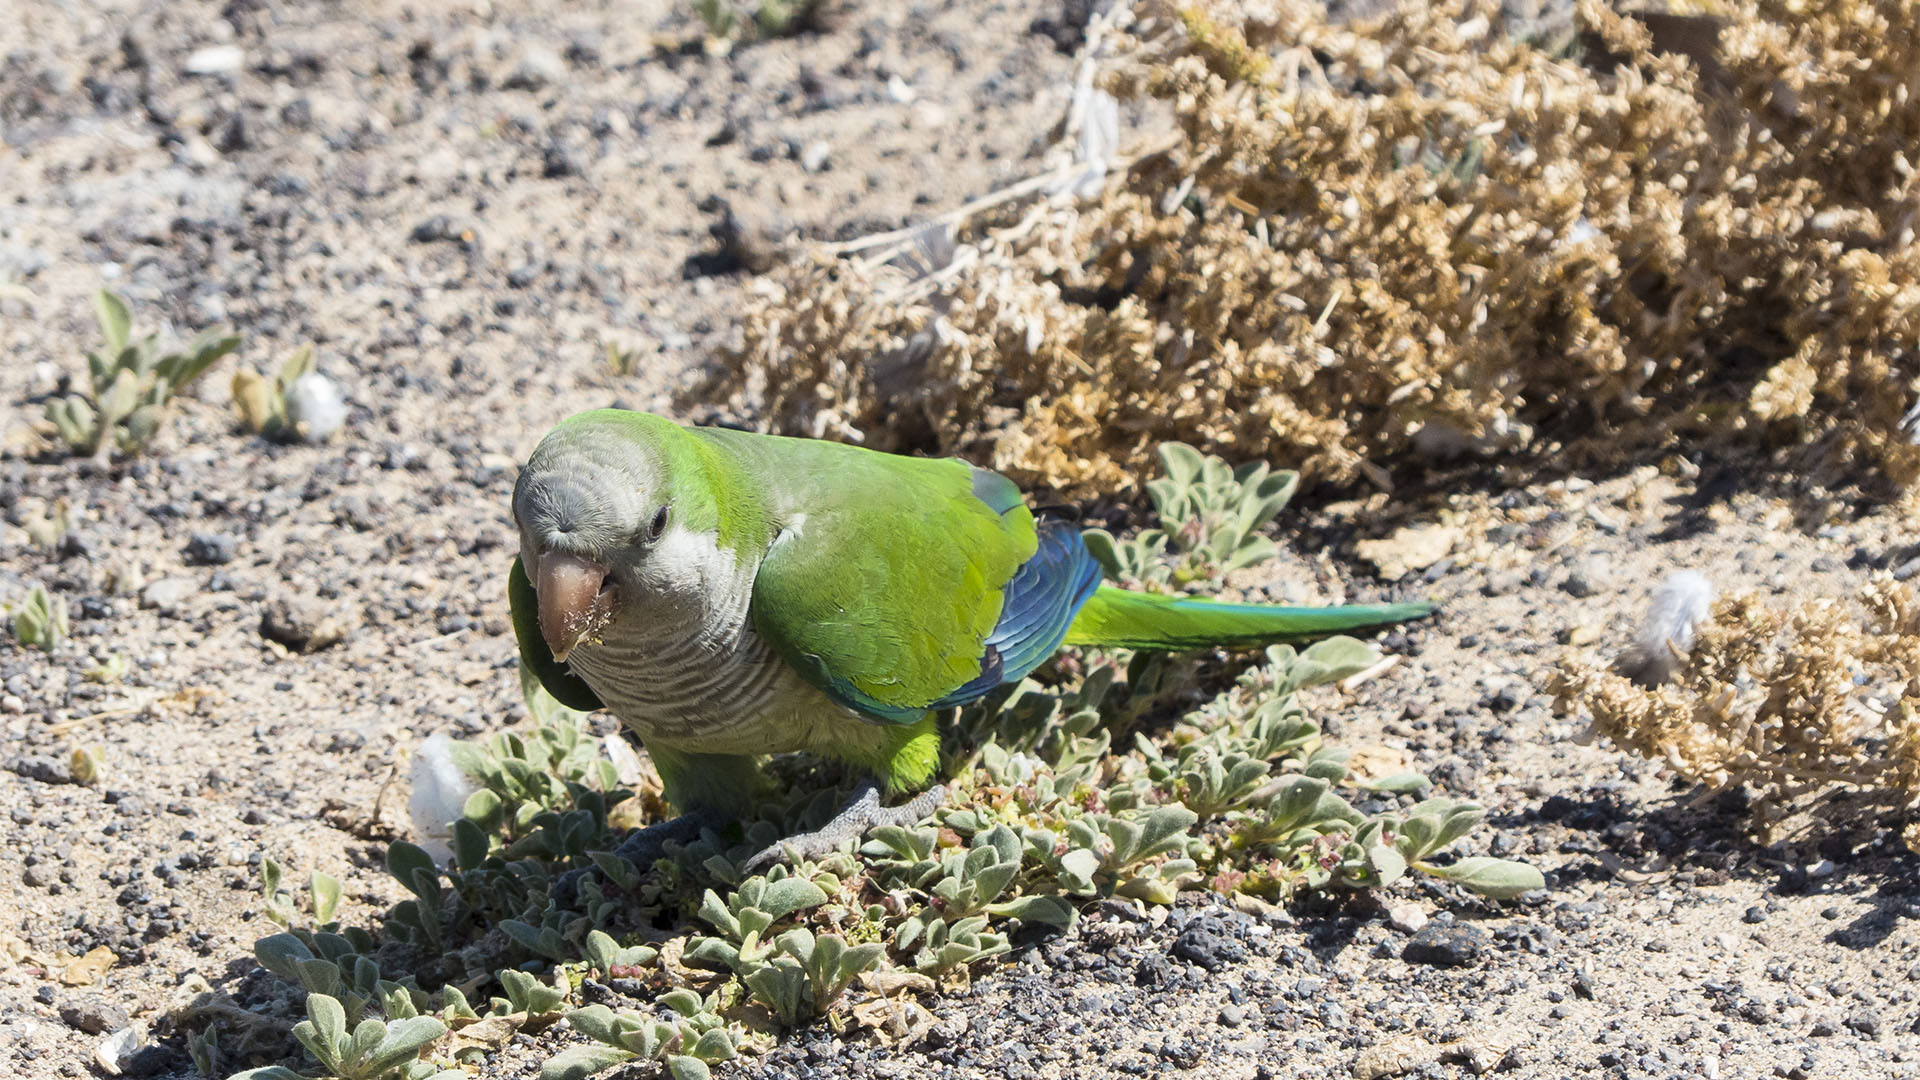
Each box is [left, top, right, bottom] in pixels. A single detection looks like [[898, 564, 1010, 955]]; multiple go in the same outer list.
[[743, 779, 948, 872]]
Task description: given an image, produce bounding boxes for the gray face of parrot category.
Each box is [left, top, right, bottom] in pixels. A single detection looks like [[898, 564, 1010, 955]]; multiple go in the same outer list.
[[512, 445, 672, 663]]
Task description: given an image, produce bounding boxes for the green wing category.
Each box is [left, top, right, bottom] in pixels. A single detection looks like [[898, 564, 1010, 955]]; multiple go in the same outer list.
[[507, 555, 605, 712], [746, 452, 1036, 724]]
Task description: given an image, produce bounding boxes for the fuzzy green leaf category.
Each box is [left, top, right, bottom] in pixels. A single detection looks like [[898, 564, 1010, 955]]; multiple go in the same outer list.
[[754, 877, 828, 921], [310, 872, 343, 925], [254, 933, 315, 983], [667, 1056, 712, 1080], [364, 1015, 447, 1072], [119, 404, 164, 451], [563, 1005, 626, 1045], [658, 990, 705, 1018], [302, 992, 348, 1054], [1363, 772, 1433, 795], [689, 1029, 737, 1063], [94, 289, 132, 355], [1367, 844, 1408, 885], [540, 1044, 638, 1080], [986, 893, 1077, 927], [1429, 857, 1544, 899], [1290, 636, 1380, 688]]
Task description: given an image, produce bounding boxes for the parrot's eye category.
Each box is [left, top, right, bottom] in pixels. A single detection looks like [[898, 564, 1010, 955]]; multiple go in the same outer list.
[[648, 504, 670, 540]]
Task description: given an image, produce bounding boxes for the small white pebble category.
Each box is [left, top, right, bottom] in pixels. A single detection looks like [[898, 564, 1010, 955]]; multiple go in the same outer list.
[[1388, 903, 1428, 934], [283, 371, 347, 443], [184, 45, 245, 75], [95, 1027, 145, 1074]]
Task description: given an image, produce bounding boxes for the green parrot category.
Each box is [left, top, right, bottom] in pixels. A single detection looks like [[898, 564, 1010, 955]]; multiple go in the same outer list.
[[509, 409, 1431, 869]]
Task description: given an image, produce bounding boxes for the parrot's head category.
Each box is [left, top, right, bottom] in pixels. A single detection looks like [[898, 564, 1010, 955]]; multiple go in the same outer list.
[[511, 415, 705, 662]]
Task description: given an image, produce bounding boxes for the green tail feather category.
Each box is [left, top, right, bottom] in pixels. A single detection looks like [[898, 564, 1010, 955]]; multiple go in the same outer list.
[[1063, 585, 1433, 650]]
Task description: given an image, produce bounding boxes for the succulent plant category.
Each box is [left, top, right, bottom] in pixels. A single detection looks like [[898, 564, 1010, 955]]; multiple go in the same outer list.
[[227, 992, 456, 1080], [7, 583, 68, 653], [686, 0, 819, 42], [21, 496, 74, 550], [542, 1000, 737, 1080], [46, 288, 239, 457], [685, 871, 829, 973]]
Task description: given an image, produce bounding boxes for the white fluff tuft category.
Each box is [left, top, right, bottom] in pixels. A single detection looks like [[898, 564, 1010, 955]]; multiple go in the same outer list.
[[1619, 570, 1716, 685], [409, 733, 477, 864], [284, 371, 347, 443], [1049, 87, 1123, 200]]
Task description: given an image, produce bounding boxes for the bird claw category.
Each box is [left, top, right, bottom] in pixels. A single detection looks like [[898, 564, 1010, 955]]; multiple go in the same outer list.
[[743, 782, 948, 873]]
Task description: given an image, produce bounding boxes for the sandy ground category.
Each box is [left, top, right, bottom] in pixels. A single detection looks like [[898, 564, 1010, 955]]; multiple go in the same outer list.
[[3, 1, 1917, 1078]]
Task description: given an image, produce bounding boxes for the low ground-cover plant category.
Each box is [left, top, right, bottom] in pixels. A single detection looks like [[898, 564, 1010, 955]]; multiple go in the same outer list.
[[7, 583, 68, 653], [686, 0, 819, 43], [45, 289, 239, 457], [215, 446, 1534, 1080]]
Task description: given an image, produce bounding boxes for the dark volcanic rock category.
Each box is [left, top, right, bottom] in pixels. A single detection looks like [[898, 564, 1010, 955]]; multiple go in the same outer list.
[[1402, 921, 1489, 967]]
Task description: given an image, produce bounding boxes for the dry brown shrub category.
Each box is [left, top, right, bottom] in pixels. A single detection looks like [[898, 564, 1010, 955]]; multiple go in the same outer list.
[[700, 0, 1920, 495], [1552, 577, 1920, 831]]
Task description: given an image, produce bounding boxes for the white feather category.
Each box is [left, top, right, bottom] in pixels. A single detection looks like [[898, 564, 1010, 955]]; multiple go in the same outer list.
[[284, 371, 347, 443], [408, 733, 477, 864], [1619, 571, 1716, 685]]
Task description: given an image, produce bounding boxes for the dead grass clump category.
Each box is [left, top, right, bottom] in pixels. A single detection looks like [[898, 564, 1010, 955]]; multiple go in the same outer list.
[[702, 0, 1920, 495], [1552, 577, 1920, 832]]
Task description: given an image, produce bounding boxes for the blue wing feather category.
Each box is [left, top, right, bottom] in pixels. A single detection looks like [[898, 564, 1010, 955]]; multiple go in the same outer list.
[[792, 506, 1099, 722], [930, 518, 1101, 709]]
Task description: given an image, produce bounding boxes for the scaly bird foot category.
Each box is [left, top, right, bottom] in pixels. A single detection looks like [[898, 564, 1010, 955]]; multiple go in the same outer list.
[[743, 781, 948, 873], [553, 806, 730, 908]]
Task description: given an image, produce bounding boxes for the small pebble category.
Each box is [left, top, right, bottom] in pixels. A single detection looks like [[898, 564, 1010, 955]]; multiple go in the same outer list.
[[1481, 569, 1525, 596], [183, 45, 244, 75], [1387, 903, 1429, 934], [1402, 922, 1487, 967], [183, 532, 238, 566], [1562, 563, 1604, 598], [60, 997, 129, 1035], [140, 577, 197, 611]]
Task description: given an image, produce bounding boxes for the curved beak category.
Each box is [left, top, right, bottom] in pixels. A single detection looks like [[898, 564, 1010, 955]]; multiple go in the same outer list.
[[536, 551, 615, 662]]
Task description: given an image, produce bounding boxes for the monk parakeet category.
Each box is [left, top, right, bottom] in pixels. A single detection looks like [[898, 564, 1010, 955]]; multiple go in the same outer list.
[[510, 410, 1431, 868]]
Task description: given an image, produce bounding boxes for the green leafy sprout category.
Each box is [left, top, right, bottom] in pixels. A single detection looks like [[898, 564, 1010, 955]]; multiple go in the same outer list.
[[7, 583, 68, 653], [44, 288, 240, 457], [210, 444, 1538, 1080], [231, 345, 313, 439], [1082, 442, 1299, 591], [604, 340, 641, 378], [687, 0, 820, 43]]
